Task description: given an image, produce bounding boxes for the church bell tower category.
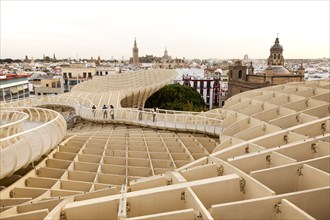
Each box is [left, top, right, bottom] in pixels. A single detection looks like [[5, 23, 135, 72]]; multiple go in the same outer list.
[[132, 38, 139, 65]]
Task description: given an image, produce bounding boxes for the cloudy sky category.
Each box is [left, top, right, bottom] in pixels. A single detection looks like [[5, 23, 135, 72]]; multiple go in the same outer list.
[[1, 1, 329, 60]]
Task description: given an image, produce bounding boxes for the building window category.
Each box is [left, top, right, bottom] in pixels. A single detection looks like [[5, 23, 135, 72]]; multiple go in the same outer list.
[[238, 70, 242, 79], [105, 71, 108, 75], [278, 54, 280, 59], [273, 54, 276, 59], [46, 84, 49, 87], [68, 72, 72, 78], [214, 95, 219, 104]]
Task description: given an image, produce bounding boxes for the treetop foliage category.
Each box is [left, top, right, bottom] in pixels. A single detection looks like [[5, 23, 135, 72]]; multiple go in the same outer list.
[[145, 83, 205, 112]]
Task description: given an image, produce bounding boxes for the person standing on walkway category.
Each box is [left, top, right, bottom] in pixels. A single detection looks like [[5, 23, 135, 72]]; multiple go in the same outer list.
[[110, 105, 114, 119], [102, 105, 108, 119], [92, 105, 96, 117], [138, 104, 143, 121], [152, 107, 157, 122]]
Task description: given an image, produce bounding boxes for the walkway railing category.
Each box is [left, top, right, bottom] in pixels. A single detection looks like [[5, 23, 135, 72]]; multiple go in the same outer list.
[[0, 107, 67, 179], [0, 110, 29, 139], [0, 96, 92, 109], [78, 106, 223, 136], [1, 96, 224, 136]]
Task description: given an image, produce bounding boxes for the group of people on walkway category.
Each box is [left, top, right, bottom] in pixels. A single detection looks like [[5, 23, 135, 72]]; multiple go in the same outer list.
[[92, 104, 114, 119], [92, 104, 159, 122]]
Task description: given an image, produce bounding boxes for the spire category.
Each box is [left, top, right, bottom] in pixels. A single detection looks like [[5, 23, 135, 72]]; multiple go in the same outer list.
[[275, 33, 279, 44], [271, 34, 282, 50], [134, 38, 137, 47]]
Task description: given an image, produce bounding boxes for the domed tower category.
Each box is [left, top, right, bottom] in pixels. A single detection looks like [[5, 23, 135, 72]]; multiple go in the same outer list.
[[163, 47, 169, 60], [132, 38, 139, 65], [267, 35, 284, 66]]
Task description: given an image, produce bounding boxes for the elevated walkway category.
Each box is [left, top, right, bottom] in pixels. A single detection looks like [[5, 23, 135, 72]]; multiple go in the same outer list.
[[0, 107, 67, 179]]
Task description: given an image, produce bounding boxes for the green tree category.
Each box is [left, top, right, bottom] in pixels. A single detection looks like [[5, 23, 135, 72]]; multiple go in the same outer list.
[[145, 84, 205, 112], [44, 56, 51, 62]]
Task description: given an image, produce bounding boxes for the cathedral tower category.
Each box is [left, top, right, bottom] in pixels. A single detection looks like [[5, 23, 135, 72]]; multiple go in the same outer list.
[[132, 38, 139, 65]]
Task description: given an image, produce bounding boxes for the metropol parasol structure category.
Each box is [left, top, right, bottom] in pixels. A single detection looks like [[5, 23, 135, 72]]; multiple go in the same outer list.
[[0, 69, 329, 219]]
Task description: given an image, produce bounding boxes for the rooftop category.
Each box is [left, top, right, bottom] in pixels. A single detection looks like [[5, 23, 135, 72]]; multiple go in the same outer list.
[[0, 74, 32, 80]]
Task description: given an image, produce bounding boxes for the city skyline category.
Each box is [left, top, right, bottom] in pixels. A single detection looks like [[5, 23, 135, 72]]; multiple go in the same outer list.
[[1, 1, 329, 60]]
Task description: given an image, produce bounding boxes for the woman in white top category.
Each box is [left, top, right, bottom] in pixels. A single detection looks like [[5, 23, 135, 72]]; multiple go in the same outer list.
[[152, 107, 157, 122]]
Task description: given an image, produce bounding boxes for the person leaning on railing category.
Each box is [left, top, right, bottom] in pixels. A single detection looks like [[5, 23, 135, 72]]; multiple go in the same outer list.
[[102, 105, 108, 119], [152, 107, 159, 122], [92, 105, 96, 117], [110, 105, 114, 119], [138, 104, 143, 120]]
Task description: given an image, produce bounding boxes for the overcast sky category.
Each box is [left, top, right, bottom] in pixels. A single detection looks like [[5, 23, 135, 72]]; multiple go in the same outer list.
[[1, 1, 329, 60]]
